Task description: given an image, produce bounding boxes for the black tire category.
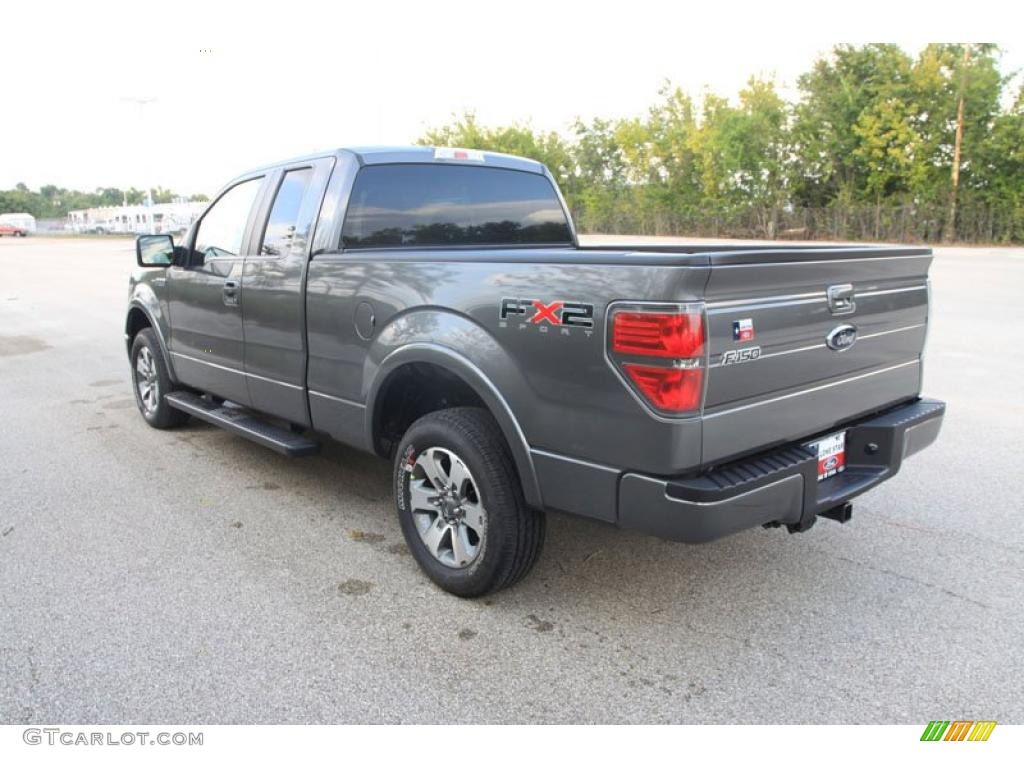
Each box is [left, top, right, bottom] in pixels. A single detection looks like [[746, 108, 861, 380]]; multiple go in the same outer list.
[[130, 328, 189, 429], [394, 407, 545, 597]]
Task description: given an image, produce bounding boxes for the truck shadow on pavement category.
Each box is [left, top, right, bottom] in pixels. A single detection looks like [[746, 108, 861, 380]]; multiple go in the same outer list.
[[169, 417, 833, 617], [160, 416, 994, 670]]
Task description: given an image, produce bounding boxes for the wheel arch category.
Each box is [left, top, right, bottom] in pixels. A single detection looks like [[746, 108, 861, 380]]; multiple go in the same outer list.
[[125, 300, 177, 384], [366, 343, 542, 509]]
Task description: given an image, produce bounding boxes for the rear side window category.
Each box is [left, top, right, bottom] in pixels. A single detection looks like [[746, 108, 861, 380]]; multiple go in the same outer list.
[[341, 164, 572, 249], [260, 167, 314, 257]]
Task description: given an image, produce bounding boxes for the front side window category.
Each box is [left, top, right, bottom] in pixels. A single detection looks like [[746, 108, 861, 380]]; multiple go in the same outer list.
[[193, 177, 262, 263], [341, 164, 572, 249], [259, 167, 314, 257]]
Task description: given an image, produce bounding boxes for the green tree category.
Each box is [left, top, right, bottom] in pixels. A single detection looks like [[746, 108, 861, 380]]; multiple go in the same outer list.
[[911, 44, 1004, 203], [418, 112, 573, 195], [969, 84, 1024, 240], [152, 187, 177, 204], [852, 96, 926, 236], [0, 184, 209, 219], [569, 117, 631, 231], [644, 84, 703, 228], [791, 44, 914, 209]]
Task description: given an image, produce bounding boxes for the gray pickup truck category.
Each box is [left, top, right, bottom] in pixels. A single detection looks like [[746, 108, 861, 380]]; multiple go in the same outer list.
[[126, 146, 945, 596]]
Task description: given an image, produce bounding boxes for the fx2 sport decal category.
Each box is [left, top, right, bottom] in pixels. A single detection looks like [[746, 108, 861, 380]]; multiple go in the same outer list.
[[498, 297, 595, 336]]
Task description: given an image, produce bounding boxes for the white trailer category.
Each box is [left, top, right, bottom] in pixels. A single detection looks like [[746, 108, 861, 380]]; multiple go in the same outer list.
[[0, 213, 37, 233]]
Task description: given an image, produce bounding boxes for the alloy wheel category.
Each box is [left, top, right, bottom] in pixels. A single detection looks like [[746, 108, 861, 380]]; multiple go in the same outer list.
[[408, 446, 487, 569], [135, 346, 159, 414]]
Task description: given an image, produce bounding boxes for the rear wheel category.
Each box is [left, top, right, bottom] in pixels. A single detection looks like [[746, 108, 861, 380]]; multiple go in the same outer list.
[[394, 407, 544, 597], [130, 328, 189, 429]]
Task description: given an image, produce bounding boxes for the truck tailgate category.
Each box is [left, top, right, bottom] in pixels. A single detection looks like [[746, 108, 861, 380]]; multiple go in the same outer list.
[[700, 247, 932, 466]]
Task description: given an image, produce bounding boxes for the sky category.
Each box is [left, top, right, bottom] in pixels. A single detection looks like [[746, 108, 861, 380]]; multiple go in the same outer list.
[[2, 0, 1021, 195]]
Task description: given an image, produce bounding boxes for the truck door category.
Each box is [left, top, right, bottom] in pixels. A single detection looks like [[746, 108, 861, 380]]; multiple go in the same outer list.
[[166, 175, 266, 405], [241, 158, 335, 426]]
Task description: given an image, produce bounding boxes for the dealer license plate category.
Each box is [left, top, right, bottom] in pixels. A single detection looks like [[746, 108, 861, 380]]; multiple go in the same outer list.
[[808, 431, 846, 481]]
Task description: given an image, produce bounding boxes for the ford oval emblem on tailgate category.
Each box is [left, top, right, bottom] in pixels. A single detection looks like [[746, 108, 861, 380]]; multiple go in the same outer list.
[[826, 324, 858, 351]]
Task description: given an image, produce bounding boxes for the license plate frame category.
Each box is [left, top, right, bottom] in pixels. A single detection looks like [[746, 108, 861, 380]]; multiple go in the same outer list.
[[807, 430, 847, 481]]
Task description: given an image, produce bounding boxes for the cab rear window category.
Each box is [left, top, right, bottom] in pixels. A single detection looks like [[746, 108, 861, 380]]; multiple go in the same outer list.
[[341, 164, 572, 249]]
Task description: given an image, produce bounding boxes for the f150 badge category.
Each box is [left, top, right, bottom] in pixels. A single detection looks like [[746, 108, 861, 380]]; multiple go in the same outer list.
[[499, 297, 595, 336], [721, 347, 761, 366]]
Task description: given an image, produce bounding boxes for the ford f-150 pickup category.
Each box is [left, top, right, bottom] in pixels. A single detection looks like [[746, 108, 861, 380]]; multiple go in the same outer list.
[[125, 146, 945, 596]]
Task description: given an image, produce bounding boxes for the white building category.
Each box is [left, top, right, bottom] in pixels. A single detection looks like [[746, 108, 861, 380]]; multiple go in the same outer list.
[[67, 200, 207, 235]]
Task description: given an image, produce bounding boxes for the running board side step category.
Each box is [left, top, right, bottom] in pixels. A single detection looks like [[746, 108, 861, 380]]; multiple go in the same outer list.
[[165, 391, 320, 457]]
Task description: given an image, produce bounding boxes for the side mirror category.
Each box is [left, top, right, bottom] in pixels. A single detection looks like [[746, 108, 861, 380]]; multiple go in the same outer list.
[[136, 234, 175, 267]]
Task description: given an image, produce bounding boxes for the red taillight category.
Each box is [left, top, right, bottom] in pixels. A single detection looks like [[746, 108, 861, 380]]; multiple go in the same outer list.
[[622, 364, 703, 412], [608, 305, 706, 415], [612, 312, 704, 358]]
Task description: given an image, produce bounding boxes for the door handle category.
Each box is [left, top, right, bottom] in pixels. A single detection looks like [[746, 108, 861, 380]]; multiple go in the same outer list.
[[223, 279, 240, 306]]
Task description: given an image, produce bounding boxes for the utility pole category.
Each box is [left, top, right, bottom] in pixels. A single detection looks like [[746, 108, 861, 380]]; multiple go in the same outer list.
[[945, 45, 971, 243]]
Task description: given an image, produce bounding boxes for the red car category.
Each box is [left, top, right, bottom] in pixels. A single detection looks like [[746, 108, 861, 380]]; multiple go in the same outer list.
[[0, 223, 29, 237]]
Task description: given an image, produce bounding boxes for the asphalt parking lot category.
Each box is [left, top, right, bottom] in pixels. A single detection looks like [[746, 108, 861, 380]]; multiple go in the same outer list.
[[1, 235, 1021, 724]]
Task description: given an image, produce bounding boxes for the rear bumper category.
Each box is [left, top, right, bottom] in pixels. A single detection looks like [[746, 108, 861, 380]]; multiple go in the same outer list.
[[617, 397, 945, 543]]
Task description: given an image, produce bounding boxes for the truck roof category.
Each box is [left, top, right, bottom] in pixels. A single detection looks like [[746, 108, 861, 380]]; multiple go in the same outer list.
[[238, 145, 546, 179], [347, 146, 545, 174]]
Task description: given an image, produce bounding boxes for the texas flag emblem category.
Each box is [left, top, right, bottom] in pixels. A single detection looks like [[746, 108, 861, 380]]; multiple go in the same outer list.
[[732, 318, 755, 342]]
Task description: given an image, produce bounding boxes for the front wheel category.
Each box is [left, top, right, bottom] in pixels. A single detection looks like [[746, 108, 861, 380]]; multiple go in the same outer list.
[[130, 329, 189, 429], [394, 407, 544, 597]]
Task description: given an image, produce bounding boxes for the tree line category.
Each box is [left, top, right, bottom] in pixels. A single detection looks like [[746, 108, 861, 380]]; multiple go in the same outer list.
[[420, 44, 1024, 243], [3, 44, 1019, 243], [0, 184, 207, 220]]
